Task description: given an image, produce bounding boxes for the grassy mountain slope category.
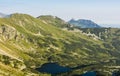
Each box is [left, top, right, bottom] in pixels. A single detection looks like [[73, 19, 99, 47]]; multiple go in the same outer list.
[[37, 15, 73, 29], [0, 13, 119, 75], [79, 28, 120, 52]]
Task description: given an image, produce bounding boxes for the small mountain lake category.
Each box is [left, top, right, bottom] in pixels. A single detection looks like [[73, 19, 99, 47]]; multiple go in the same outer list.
[[35, 63, 72, 74], [35, 62, 95, 75]]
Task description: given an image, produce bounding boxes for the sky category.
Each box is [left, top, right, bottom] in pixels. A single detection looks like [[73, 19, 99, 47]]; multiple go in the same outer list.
[[0, 0, 120, 25]]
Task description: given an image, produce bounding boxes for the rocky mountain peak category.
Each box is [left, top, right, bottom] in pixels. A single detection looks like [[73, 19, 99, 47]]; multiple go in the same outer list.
[[68, 19, 101, 28]]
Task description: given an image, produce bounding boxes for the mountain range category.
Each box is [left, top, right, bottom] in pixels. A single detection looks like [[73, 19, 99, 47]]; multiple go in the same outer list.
[[101, 24, 120, 28], [0, 13, 120, 76], [68, 19, 101, 28]]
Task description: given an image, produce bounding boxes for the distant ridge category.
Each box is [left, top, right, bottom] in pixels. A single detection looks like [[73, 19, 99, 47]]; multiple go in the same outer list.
[[68, 19, 101, 28], [0, 12, 10, 18], [101, 24, 120, 28]]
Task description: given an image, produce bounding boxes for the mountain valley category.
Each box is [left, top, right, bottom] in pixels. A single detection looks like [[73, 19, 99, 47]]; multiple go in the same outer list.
[[0, 13, 120, 76]]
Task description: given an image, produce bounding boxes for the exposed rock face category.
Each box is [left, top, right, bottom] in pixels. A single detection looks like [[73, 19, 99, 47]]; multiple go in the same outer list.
[[68, 19, 101, 28], [0, 24, 17, 40], [0, 24, 24, 41]]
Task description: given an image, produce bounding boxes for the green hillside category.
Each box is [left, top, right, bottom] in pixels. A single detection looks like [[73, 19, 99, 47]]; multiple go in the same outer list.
[[0, 13, 120, 76]]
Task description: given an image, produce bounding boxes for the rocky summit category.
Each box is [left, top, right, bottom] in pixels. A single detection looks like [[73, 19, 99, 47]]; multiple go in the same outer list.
[[68, 19, 101, 28]]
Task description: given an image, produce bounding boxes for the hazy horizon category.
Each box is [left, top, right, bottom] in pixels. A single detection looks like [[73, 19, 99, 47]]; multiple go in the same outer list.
[[0, 0, 120, 26]]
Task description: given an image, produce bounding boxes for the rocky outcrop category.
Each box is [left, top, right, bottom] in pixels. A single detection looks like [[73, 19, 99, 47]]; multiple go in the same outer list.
[[0, 24, 25, 41]]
